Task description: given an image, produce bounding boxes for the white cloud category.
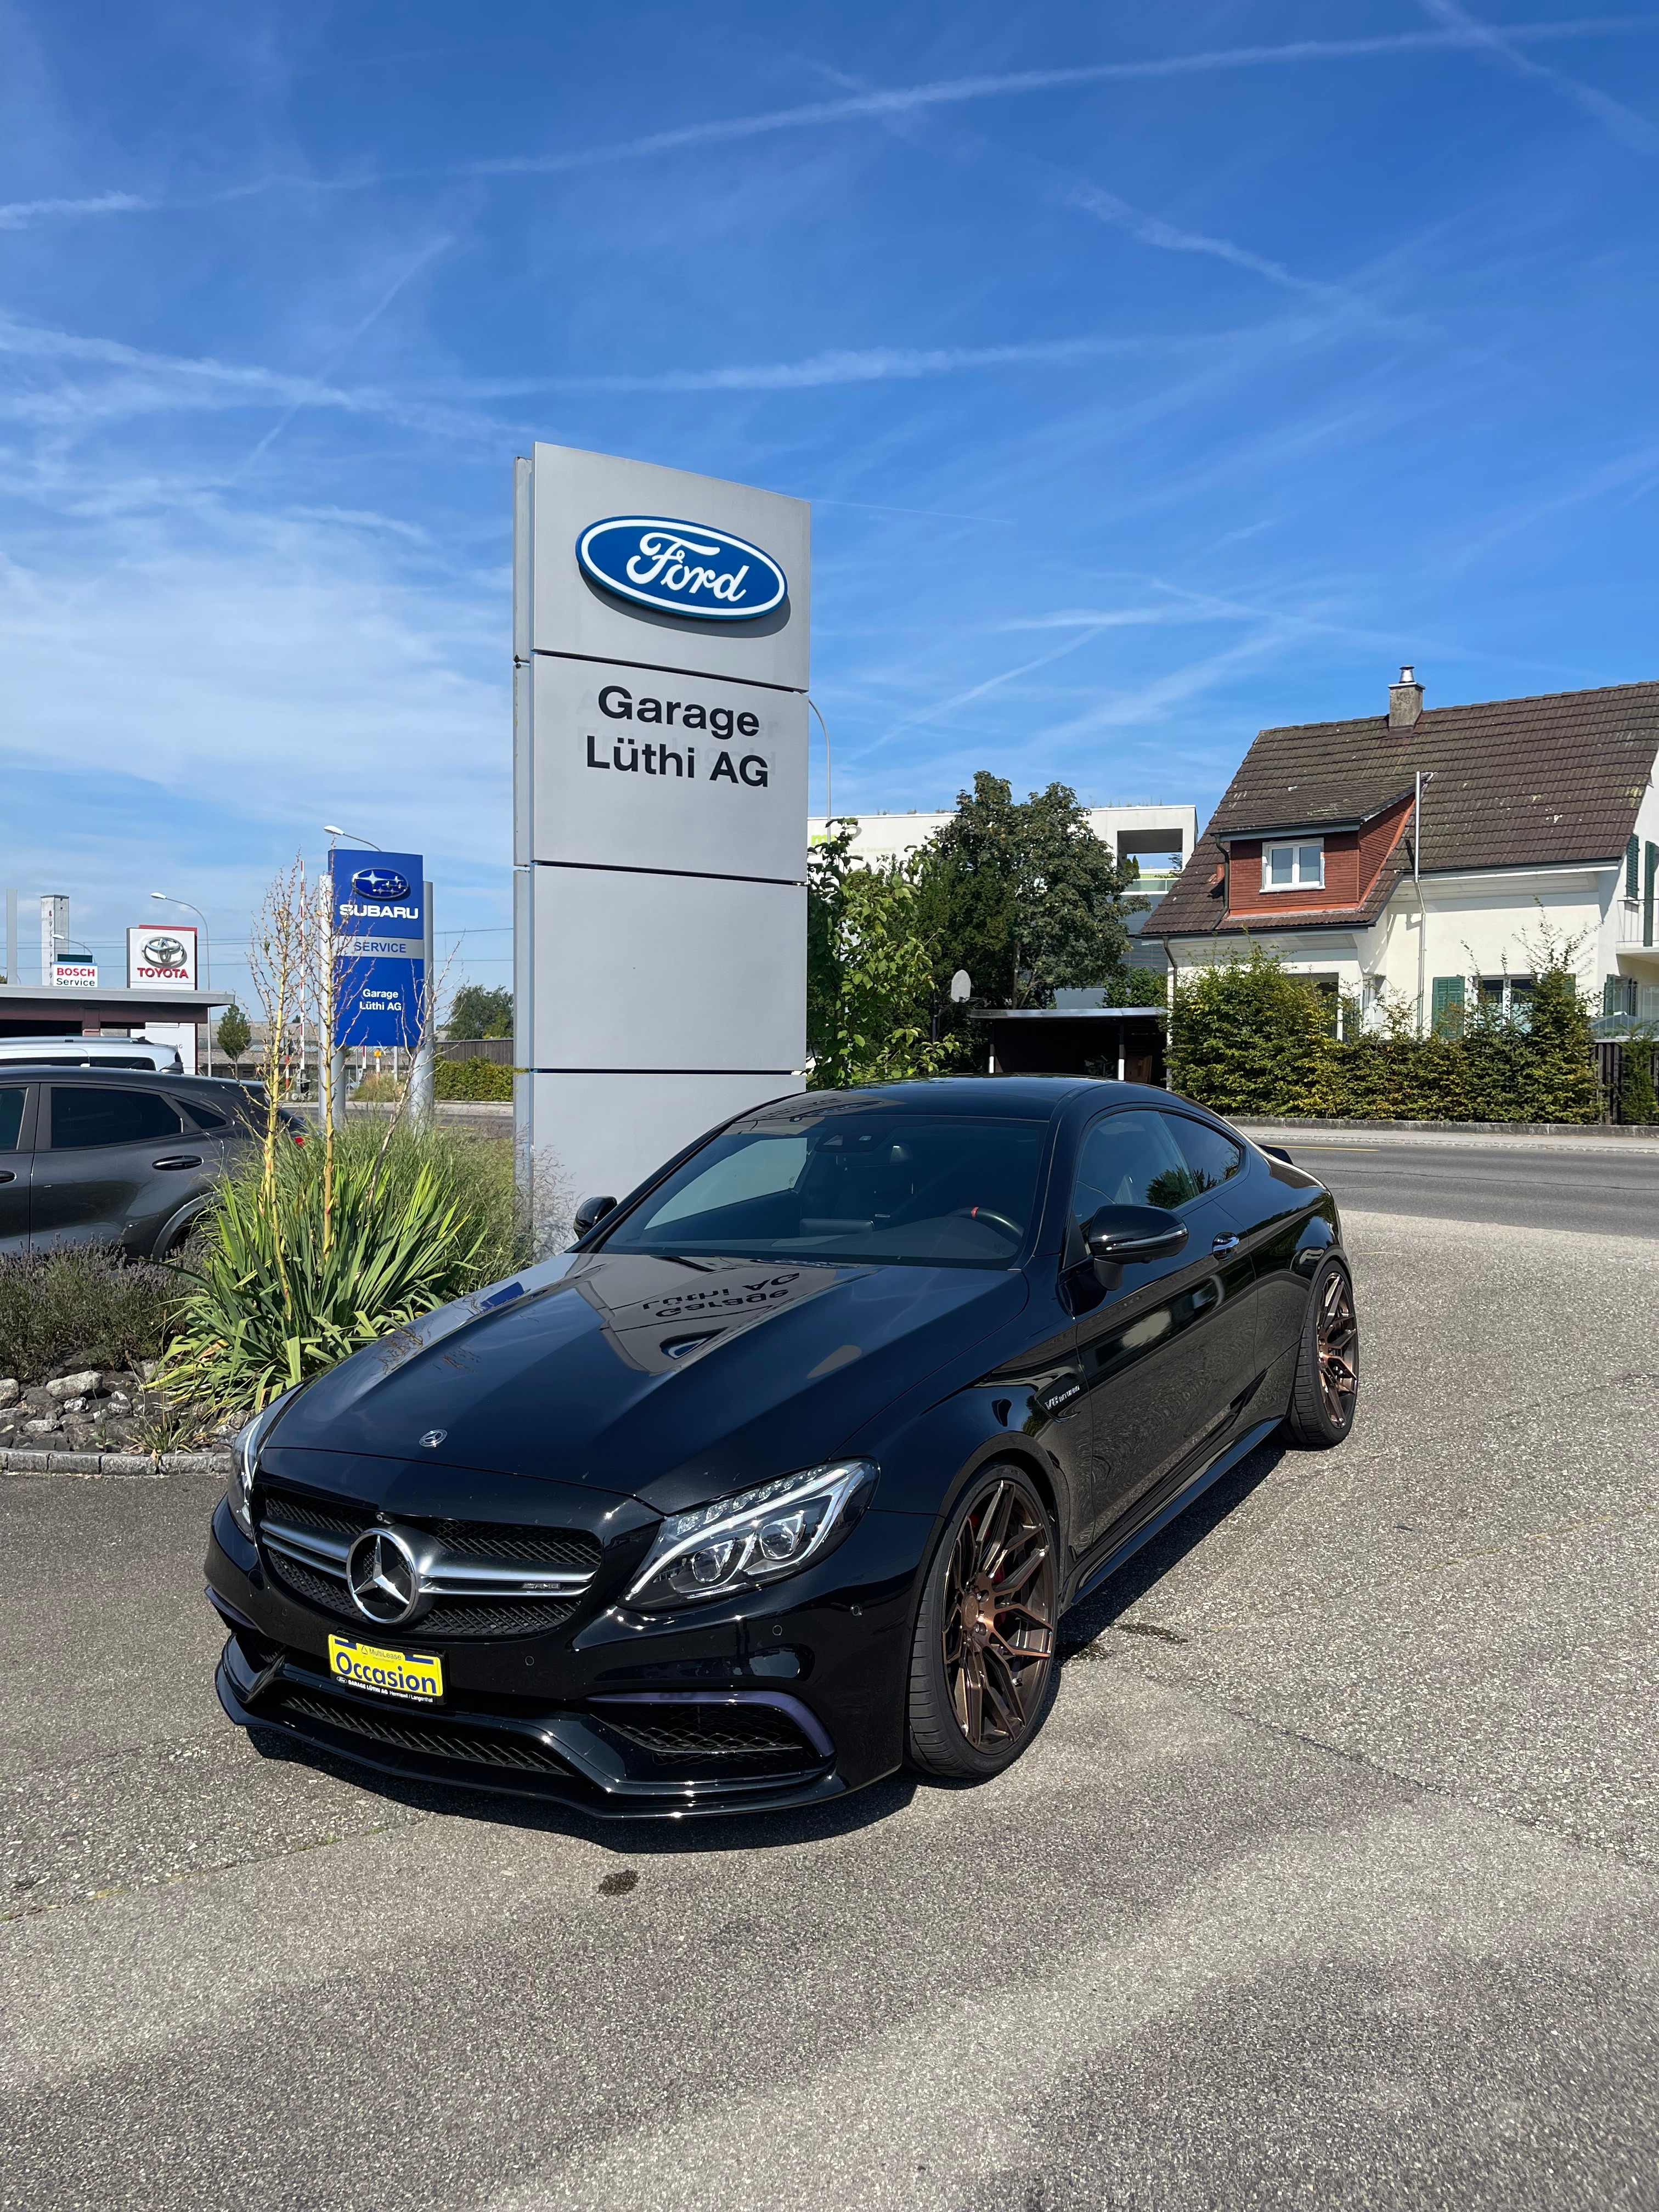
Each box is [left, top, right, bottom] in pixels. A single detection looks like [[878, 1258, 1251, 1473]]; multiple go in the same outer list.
[[0, 504, 506, 867]]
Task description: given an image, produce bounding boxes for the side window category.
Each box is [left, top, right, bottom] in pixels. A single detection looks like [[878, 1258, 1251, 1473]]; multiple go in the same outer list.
[[1164, 1114, 1243, 1198], [49, 1088, 184, 1150], [179, 1099, 230, 1131], [0, 1088, 24, 1151], [1070, 1110, 1195, 1228]]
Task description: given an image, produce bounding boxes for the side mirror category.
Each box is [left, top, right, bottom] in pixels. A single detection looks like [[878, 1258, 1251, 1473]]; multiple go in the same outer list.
[[1260, 1144, 1293, 1165], [572, 1193, 618, 1239], [1084, 1203, 1187, 1268]]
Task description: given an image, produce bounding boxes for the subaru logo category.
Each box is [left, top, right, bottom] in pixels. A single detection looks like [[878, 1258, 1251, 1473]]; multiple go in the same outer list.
[[351, 867, 411, 903], [345, 1528, 422, 1626], [576, 516, 787, 623], [140, 934, 189, 971]]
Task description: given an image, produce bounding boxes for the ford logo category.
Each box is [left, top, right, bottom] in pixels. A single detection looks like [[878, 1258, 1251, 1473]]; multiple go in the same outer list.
[[575, 516, 786, 623], [352, 868, 411, 903]]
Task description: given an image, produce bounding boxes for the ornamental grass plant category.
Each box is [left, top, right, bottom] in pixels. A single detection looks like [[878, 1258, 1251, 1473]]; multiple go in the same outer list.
[[159, 1121, 529, 1414]]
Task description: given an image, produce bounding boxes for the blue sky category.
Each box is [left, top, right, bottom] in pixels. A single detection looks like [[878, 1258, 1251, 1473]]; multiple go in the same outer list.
[[3, 3, 1657, 1009]]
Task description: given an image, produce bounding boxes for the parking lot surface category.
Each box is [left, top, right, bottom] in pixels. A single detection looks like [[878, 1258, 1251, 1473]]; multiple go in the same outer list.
[[4, 1202, 1659, 2208]]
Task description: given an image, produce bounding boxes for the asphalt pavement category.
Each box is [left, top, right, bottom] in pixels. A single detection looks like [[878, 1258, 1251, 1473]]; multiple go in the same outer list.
[[1255, 1128, 1659, 1238], [5, 1194, 1659, 2208]]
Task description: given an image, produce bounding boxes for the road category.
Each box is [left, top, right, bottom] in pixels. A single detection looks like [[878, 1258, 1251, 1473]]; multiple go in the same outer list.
[[1254, 1128, 1659, 1238], [5, 1195, 1659, 2207]]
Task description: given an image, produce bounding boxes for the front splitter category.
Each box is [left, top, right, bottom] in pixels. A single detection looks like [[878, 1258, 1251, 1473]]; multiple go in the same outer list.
[[215, 1644, 855, 1823]]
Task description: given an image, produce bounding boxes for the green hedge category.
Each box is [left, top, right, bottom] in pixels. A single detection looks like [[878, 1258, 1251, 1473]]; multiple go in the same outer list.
[[435, 1056, 514, 1101], [1168, 948, 1603, 1124]]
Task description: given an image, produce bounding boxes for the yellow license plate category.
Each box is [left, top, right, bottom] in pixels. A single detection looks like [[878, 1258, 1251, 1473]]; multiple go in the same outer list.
[[326, 1634, 444, 1703]]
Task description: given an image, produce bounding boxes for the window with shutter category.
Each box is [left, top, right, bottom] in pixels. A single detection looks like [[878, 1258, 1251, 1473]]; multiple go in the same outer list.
[[1430, 975, 1465, 1036]]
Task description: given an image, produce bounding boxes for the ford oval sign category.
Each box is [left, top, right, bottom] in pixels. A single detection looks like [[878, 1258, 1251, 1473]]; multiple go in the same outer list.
[[352, 867, 411, 903], [575, 516, 787, 623]]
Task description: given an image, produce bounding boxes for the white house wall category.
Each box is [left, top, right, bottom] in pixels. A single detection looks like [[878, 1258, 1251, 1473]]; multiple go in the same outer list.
[[1165, 866, 1620, 1018], [1606, 760, 1659, 986]]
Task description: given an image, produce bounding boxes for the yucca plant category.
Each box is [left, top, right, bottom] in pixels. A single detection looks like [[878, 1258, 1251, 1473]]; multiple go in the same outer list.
[[159, 1122, 527, 1413]]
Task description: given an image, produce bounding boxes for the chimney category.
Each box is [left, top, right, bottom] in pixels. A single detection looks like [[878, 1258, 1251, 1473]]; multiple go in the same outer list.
[[1388, 664, 1424, 729]]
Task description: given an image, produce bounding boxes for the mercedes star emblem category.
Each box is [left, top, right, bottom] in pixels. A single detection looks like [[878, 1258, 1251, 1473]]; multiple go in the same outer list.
[[345, 1527, 422, 1626]]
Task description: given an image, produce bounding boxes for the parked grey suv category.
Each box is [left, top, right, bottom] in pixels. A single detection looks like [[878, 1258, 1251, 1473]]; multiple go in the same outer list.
[[0, 1068, 275, 1259]]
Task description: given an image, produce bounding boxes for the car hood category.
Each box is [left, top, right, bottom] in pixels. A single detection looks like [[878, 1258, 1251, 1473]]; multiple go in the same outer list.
[[267, 1249, 1030, 1514]]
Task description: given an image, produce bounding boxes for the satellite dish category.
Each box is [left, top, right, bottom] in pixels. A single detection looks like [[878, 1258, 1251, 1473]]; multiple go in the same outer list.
[[949, 969, 972, 1004]]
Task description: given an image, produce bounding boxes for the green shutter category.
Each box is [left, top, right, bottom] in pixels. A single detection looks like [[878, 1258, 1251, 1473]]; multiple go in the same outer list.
[[1430, 975, 1465, 1036], [1628, 835, 1641, 900], [1646, 844, 1657, 948]]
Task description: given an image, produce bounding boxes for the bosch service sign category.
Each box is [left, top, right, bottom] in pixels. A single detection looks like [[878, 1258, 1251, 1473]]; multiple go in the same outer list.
[[127, 924, 197, 991]]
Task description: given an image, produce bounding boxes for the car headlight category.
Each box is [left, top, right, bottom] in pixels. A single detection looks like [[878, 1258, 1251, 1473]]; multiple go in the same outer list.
[[626, 1460, 876, 1611], [227, 1387, 303, 1538]]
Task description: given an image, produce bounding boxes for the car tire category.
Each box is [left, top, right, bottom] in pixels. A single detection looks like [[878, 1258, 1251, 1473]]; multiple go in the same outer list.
[[1281, 1256, 1359, 1448], [905, 1462, 1059, 1781]]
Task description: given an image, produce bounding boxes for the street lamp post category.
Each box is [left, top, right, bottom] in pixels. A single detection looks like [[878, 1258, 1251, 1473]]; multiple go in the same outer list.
[[148, 893, 211, 989], [149, 893, 212, 1076]]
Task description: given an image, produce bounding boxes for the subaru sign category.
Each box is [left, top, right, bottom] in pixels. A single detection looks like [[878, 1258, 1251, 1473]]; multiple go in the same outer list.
[[331, 850, 423, 941], [330, 849, 424, 1049], [575, 516, 786, 622]]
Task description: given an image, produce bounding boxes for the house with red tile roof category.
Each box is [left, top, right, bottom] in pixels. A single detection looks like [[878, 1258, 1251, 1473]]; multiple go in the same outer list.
[[1143, 670, 1659, 1032]]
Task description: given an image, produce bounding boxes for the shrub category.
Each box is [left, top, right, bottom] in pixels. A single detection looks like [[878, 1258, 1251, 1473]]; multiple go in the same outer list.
[[159, 1122, 530, 1412], [0, 1245, 181, 1385], [1619, 1043, 1658, 1125], [435, 1056, 514, 1101], [1171, 945, 1602, 1124], [1167, 949, 1333, 1116]]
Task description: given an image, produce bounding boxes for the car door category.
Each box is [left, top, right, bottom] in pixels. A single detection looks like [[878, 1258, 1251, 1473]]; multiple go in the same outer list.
[[1066, 1107, 1256, 1556], [32, 1085, 204, 1253], [0, 1085, 35, 1251]]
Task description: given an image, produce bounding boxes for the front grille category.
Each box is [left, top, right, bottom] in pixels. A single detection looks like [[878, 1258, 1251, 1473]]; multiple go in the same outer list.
[[268, 1554, 578, 1639], [594, 1702, 818, 1762], [425, 1520, 597, 1569], [276, 1688, 570, 1774], [257, 1482, 600, 1640]]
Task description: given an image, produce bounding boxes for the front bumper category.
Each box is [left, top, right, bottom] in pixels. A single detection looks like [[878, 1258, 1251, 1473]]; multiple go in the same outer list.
[[205, 1479, 921, 1820]]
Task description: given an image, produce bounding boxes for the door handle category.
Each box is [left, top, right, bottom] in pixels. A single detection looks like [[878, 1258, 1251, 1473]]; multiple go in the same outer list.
[[151, 1155, 204, 1171], [0, 1170, 14, 1183], [1211, 1233, 1240, 1254]]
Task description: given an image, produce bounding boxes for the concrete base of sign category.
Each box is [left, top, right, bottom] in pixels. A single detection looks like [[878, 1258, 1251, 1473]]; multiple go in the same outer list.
[[517, 1069, 804, 1238]]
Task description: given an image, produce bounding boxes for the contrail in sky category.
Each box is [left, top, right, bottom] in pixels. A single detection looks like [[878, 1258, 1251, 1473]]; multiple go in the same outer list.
[[0, 16, 1654, 228]]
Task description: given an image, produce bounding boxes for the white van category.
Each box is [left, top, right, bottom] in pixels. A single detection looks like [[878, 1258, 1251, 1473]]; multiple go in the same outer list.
[[0, 1034, 184, 1073]]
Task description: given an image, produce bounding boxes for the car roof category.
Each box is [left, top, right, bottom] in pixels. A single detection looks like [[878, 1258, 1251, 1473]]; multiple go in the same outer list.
[[738, 1075, 1180, 1124], [0, 1064, 249, 1092]]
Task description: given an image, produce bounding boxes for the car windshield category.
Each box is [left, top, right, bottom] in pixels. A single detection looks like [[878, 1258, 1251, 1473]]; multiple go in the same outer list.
[[602, 1112, 1049, 1267]]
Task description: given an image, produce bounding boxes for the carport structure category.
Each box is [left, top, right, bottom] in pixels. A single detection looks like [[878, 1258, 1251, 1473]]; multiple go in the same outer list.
[[0, 981, 231, 1073], [972, 1003, 1169, 1084]]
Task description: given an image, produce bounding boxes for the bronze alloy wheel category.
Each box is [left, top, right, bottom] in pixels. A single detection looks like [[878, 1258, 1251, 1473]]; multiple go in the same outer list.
[[1284, 1255, 1360, 1449], [1316, 1264, 1358, 1429], [939, 1478, 1056, 1754]]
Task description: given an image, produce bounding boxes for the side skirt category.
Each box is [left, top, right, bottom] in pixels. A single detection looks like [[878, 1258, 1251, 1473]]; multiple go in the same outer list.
[[1067, 1415, 1283, 1610]]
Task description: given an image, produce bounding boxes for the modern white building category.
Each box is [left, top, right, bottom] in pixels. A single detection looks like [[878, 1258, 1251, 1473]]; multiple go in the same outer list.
[[1146, 670, 1659, 1030], [808, 803, 1197, 962]]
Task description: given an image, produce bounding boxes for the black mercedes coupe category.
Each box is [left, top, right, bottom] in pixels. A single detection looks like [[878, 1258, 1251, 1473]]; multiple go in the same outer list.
[[206, 1079, 1357, 1817]]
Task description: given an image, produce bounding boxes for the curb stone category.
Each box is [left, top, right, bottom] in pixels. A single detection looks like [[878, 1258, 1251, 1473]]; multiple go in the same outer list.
[[0, 1448, 233, 1479], [1233, 1115, 1659, 1140]]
